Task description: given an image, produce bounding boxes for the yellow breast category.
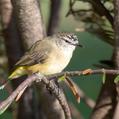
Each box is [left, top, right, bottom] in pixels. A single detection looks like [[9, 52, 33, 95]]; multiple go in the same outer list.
[[27, 48, 73, 75]]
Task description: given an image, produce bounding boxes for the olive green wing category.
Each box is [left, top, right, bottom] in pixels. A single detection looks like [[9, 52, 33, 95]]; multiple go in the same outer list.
[[15, 40, 51, 66]]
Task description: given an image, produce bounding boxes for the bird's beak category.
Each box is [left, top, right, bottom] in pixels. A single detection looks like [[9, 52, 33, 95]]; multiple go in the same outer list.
[[74, 43, 83, 47], [76, 43, 83, 47], [70, 42, 83, 47]]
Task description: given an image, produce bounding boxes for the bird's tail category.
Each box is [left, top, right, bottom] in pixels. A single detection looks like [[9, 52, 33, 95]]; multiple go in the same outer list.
[[9, 66, 27, 79]]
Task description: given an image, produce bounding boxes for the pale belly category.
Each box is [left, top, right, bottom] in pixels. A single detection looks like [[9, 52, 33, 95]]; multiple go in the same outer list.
[[27, 51, 73, 75], [44, 59, 70, 74]]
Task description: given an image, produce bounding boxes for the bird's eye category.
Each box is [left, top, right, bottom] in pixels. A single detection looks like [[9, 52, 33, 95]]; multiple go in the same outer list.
[[65, 40, 69, 43]]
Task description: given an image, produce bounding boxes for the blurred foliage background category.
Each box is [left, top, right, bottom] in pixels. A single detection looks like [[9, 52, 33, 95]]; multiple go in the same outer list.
[[0, 0, 113, 118]]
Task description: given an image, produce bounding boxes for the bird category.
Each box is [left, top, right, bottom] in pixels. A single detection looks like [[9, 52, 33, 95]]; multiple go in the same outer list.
[[0, 32, 83, 115], [9, 32, 82, 79]]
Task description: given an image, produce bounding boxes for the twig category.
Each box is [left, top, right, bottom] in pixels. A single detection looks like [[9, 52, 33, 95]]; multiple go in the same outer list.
[[48, 69, 119, 79], [69, 102, 83, 119], [87, 0, 113, 26], [66, 0, 113, 26], [65, 76, 95, 108], [73, 82, 95, 108], [0, 75, 36, 114], [66, 0, 76, 17]]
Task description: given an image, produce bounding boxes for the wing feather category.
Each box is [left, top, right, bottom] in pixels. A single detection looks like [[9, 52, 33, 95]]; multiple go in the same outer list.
[[15, 40, 52, 66]]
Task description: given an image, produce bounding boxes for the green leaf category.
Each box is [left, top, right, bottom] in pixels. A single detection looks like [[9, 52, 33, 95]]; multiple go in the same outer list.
[[102, 69, 106, 83], [114, 75, 119, 83], [58, 76, 66, 82]]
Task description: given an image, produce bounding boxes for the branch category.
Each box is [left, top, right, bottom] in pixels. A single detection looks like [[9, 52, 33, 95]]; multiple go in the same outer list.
[[64, 76, 95, 108], [89, 0, 113, 26], [112, 0, 119, 118], [69, 102, 83, 119], [1, 69, 119, 116], [0, 73, 71, 119], [48, 69, 119, 79], [66, 0, 76, 17], [66, 0, 113, 26], [75, 84, 95, 109], [113, 100, 119, 119]]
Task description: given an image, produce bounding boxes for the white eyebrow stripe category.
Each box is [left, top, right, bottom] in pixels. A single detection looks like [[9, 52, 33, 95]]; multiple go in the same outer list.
[[67, 35, 73, 39], [64, 37, 71, 40]]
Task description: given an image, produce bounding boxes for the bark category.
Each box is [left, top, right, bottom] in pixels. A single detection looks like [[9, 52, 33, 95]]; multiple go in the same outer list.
[[37, 85, 65, 119], [91, 0, 119, 119], [0, 0, 23, 70], [113, 0, 119, 118], [11, 0, 46, 49], [114, 0, 119, 69], [47, 0, 61, 35], [90, 75, 116, 119]]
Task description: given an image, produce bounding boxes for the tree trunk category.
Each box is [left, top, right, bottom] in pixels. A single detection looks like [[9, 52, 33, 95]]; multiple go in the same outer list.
[[0, 0, 23, 70], [90, 75, 116, 119], [11, 0, 46, 49], [91, 0, 119, 119], [47, 0, 61, 35], [113, 0, 119, 118]]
